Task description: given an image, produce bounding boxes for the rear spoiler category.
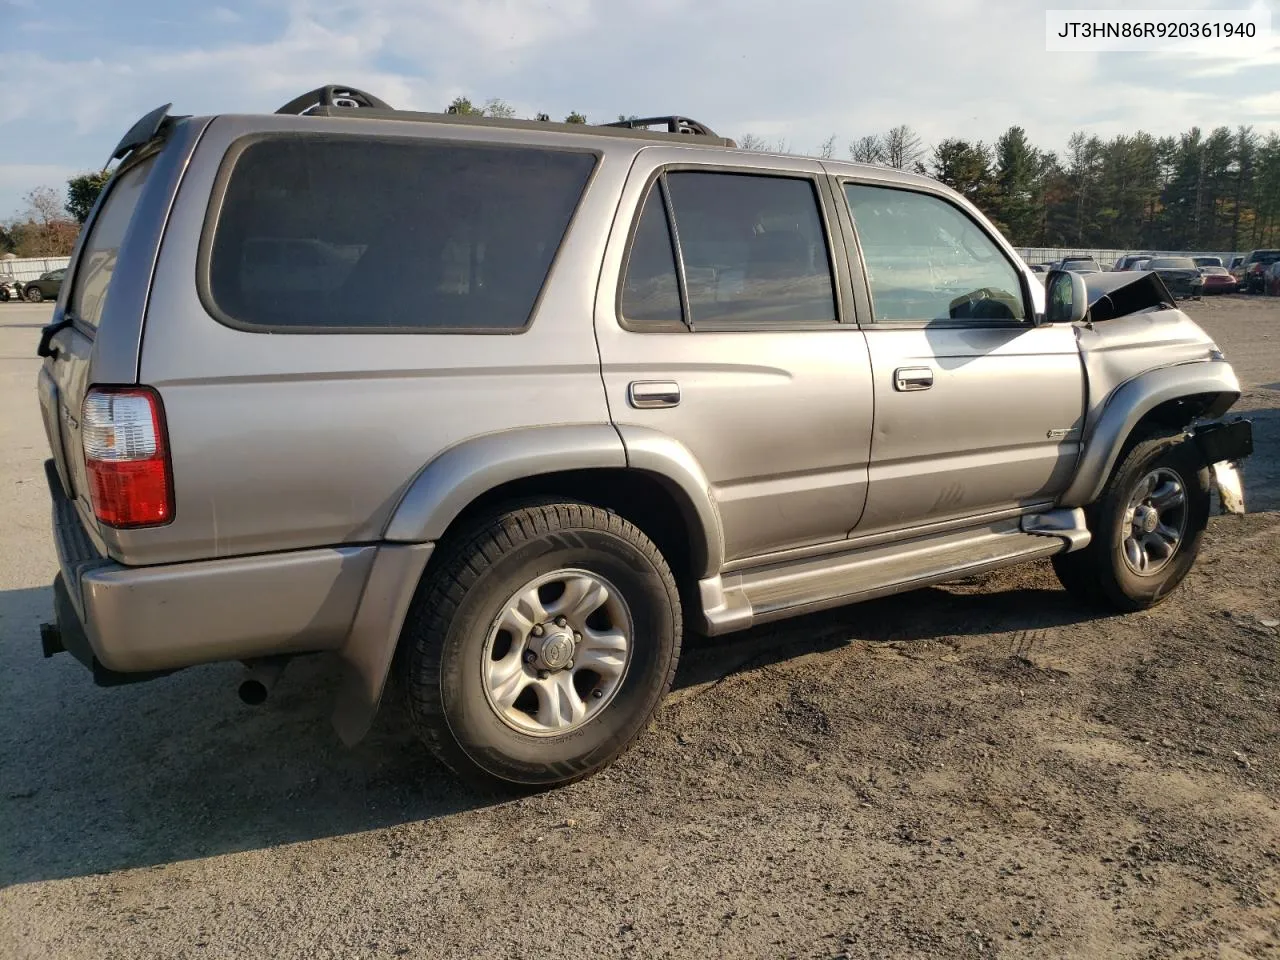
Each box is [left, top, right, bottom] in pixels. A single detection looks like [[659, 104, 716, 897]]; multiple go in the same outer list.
[[107, 102, 184, 167]]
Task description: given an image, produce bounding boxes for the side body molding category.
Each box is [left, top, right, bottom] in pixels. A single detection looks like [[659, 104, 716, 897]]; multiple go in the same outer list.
[[382, 424, 628, 542], [1059, 359, 1240, 508]]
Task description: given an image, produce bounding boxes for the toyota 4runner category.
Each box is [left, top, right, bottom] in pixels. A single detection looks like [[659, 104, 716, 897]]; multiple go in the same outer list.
[[36, 86, 1254, 788]]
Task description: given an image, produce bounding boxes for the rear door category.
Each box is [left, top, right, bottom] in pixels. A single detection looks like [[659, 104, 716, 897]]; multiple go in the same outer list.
[[594, 149, 875, 564]]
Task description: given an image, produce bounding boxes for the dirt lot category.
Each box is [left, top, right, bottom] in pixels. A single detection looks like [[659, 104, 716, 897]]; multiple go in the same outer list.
[[2, 296, 1280, 960]]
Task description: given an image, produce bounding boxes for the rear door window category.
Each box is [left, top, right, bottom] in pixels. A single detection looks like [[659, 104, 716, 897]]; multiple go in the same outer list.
[[71, 155, 157, 331], [663, 171, 837, 326], [204, 136, 597, 332]]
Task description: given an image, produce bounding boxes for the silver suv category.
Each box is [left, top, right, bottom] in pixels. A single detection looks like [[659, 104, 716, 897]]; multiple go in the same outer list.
[[36, 86, 1254, 788]]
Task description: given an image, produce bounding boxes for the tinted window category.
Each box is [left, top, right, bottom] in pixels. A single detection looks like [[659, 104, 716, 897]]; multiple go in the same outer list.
[[1149, 258, 1196, 268], [663, 172, 836, 325], [207, 136, 597, 331], [620, 183, 683, 326], [71, 155, 157, 330], [844, 184, 1025, 322]]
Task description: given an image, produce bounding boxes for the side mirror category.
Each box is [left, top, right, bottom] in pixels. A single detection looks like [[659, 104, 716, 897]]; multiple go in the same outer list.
[[1042, 269, 1089, 325]]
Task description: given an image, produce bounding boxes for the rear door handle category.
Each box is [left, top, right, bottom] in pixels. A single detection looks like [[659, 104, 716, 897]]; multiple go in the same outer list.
[[894, 366, 934, 392], [628, 381, 681, 409]]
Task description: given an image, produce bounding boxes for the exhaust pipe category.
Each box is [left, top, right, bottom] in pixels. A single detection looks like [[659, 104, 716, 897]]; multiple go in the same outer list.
[[238, 655, 290, 705]]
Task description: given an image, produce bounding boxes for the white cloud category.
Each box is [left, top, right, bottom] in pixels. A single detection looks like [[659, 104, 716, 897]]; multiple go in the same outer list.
[[1, 0, 1278, 215]]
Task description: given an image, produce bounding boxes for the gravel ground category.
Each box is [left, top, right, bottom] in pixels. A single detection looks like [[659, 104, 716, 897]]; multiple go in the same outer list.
[[2, 296, 1279, 960]]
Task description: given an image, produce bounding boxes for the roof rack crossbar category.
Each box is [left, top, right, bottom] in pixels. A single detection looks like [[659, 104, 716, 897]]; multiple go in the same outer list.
[[600, 116, 721, 138], [276, 85, 393, 116]]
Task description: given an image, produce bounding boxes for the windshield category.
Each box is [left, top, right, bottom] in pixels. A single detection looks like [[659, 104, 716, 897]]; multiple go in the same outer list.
[[1149, 257, 1196, 269]]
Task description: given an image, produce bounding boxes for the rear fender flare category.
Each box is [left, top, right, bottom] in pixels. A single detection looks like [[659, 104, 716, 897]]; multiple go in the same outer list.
[[382, 424, 627, 542]]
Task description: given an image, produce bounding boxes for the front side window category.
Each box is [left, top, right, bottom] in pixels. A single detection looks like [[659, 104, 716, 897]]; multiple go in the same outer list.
[[206, 136, 597, 331], [844, 183, 1026, 323]]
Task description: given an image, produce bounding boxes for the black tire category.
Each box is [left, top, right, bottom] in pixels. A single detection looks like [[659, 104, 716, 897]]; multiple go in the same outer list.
[[24, 286, 43, 303], [1053, 430, 1211, 612], [400, 501, 682, 789]]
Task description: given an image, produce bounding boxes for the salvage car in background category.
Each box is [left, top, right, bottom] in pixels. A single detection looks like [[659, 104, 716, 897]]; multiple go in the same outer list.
[[1240, 250, 1280, 294], [1114, 253, 1154, 271], [1144, 257, 1204, 299], [22, 268, 66, 303], [1198, 265, 1238, 294], [1265, 261, 1280, 297], [1193, 256, 1224, 269], [0, 279, 21, 302]]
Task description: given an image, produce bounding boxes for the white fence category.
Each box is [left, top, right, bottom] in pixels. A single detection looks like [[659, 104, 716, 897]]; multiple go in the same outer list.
[[0, 256, 71, 284], [1015, 248, 1242, 268]]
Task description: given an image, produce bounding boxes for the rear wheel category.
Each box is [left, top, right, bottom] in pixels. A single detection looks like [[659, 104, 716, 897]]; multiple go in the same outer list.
[[1053, 430, 1210, 612], [24, 286, 43, 303], [400, 501, 682, 789]]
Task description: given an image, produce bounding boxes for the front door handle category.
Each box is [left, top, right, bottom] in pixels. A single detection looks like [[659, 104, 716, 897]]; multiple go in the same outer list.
[[628, 381, 681, 409], [894, 366, 934, 392]]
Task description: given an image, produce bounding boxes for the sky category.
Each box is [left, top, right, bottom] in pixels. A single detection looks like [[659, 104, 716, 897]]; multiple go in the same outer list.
[[1, 0, 1278, 220]]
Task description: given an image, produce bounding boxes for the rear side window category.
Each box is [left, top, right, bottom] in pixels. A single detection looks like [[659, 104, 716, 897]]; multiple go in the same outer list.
[[72, 155, 157, 331], [205, 136, 597, 332]]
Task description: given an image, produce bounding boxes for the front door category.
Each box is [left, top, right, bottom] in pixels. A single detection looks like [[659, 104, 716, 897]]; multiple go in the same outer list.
[[833, 177, 1086, 536], [594, 151, 875, 564]]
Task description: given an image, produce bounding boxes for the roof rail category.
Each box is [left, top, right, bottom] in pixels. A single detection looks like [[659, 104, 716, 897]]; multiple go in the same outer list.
[[268, 85, 737, 147], [601, 116, 722, 138]]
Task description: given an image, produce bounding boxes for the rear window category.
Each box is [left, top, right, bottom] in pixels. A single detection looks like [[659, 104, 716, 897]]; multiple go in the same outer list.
[[204, 136, 597, 332], [71, 155, 157, 330], [1149, 257, 1196, 268], [1248, 250, 1280, 265]]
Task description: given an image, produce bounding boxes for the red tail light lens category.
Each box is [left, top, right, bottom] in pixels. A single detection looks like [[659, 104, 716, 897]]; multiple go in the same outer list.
[[81, 387, 174, 528]]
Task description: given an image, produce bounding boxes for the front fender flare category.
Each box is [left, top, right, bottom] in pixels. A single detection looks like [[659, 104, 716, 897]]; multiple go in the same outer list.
[[1059, 359, 1240, 508]]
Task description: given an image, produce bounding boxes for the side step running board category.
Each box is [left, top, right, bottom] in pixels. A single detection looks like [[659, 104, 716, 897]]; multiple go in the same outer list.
[[700, 511, 1087, 635]]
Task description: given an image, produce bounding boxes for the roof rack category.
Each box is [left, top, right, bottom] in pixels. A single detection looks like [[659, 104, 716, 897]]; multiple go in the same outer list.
[[600, 116, 721, 138], [270, 85, 737, 147], [276, 85, 394, 116]]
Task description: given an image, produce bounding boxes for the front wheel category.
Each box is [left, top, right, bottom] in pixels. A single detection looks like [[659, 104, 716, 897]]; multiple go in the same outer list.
[[1053, 431, 1211, 612], [400, 501, 682, 789], [24, 286, 43, 303]]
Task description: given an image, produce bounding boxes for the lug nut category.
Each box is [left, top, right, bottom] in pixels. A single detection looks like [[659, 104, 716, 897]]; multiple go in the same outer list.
[[532, 624, 544, 637], [574, 632, 582, 642], [555, 616, 568, 628], [565, 661, 574, 670], [538, 670, 550, 680], [524, 651, 537, 663]]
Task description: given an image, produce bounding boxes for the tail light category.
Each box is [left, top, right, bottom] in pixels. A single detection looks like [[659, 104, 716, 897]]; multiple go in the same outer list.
[[81, 386, 174, 528]]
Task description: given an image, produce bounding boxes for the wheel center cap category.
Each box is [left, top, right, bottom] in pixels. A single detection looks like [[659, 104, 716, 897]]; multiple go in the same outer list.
[[539, 631, 575, 670], [1134, 505, 1158, 534]]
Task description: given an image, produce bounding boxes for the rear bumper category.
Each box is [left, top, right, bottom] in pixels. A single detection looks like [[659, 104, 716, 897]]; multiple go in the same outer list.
[[43, 459, 433, 738]]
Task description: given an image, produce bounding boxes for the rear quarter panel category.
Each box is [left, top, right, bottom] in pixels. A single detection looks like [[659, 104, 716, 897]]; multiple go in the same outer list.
[[113, 115, 624, 565]]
